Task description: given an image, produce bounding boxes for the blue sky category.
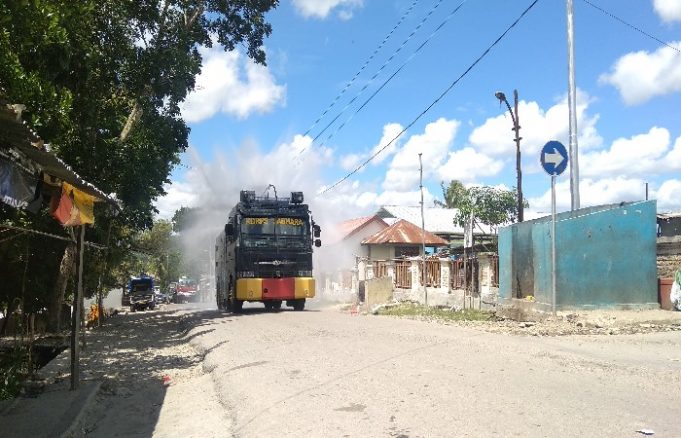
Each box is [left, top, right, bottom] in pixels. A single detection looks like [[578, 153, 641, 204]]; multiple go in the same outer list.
[[156, 0, 681, 222]]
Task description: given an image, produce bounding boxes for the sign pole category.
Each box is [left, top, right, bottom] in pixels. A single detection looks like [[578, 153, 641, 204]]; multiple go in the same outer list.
[[541, 140, 567, 317], [551, 175, 557, 316]]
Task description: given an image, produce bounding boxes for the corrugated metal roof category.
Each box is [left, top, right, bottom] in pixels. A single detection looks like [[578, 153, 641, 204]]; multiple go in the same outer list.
[[361, 219, 448, 246], [0, 100, 120, 208], [328, 215, 388, 245], [376, 205, 491, 234]]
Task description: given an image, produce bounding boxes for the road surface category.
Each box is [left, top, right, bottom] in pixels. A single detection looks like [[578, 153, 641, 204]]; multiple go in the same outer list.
[[79, 302, 681, 437]]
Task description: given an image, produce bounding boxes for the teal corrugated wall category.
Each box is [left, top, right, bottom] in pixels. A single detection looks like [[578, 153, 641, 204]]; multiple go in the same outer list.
[[499, 201, 657, 308]]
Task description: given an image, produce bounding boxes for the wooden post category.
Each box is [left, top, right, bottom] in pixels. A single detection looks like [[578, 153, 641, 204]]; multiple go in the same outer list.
[[70, 225, 85, 390]]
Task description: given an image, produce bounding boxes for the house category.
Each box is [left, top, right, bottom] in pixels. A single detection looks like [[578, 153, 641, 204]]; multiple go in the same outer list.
[[361, 219, 448, 259], [375, 205, 493, 248]]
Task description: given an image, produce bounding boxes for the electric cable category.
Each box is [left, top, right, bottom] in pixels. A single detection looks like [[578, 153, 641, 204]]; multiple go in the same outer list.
[[320, 0, 542, 194], [317, 0, 468, 150], [304, 0, 448, 151], [302, 0, 421, 138], [581, 0, 681, 54]]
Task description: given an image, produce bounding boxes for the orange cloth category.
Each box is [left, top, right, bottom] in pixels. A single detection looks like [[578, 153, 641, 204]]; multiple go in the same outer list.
[[50, 182, 95, 226]]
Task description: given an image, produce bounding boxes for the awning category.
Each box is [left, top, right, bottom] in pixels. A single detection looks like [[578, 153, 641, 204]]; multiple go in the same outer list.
[[0, 101, 120, 209]]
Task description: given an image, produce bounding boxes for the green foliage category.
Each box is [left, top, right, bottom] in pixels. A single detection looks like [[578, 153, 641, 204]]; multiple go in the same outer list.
[[438, 180, 528, 231], [171, 206, 198, 233], [0, 346, 26, 400], [377, 303, 494, 322], [0, 0, 279, 321]]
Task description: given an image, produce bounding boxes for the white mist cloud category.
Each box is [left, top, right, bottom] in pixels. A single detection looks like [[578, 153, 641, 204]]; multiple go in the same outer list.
[[599, 42, 681, 105], [292, 0, 363, 19], [654, 0, 681, 23], [469, 90, 601, 157], [180, 46, 286, 123]]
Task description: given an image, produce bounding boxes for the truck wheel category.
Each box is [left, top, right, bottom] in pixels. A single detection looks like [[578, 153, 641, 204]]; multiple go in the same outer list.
[[292, 299, 305, 311], [264, 301, 274, 310], [272, 300, 282, 310], [233, 299, 243, 312]]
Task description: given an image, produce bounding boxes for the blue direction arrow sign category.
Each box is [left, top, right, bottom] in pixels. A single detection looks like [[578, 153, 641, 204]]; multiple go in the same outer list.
[[540, 141, 568, 176]]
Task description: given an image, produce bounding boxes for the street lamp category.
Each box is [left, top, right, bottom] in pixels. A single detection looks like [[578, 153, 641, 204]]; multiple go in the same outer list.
[[495, 89, 523, 223]]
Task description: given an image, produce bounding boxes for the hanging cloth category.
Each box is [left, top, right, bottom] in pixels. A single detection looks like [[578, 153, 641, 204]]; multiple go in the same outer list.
[[50, 182, 95, 226], [0, 155, 39, 210]]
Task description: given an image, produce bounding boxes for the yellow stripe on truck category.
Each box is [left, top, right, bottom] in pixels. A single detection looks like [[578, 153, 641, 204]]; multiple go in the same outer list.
[[294, 277, 315, 299], [236, 278, 263, 300]]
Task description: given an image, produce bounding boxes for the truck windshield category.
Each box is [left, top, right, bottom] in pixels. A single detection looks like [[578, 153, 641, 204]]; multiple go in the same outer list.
[[131, 282, 152, 293], [241, 217, 308, 236], [241, 217, 308, 248]]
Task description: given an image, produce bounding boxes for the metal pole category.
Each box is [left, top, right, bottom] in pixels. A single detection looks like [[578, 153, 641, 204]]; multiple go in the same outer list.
[[645, 182, 649, 201], [551, 176, 557, 316], [567, 0, 580, 210], [70, 225, 85, 390], [419, 153, 427, 307], [513, 90, 523, 222]]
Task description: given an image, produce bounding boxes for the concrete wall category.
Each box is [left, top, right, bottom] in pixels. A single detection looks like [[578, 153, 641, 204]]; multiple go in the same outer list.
[[499, 201, 658, 310], [364, 277, 394, 309]]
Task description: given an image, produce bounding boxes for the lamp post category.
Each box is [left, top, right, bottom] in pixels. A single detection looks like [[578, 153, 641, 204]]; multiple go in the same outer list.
[[495, 89, 523, 223]]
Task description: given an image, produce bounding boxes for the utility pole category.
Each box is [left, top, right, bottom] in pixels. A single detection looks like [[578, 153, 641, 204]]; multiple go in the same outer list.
[[513, 90, 523, 222], [495, 90, 523, 222], [419, 153, 427, 307], [567, 0, 580, 210]]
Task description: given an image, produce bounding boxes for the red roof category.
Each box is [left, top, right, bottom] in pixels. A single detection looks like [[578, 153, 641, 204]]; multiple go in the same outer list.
[[329, 215, 388, 244], [361, 219, 448, 246]]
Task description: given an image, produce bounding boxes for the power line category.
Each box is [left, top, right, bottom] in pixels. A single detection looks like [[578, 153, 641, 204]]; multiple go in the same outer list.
[[302, 0, 421, 138], [321, 0, 542, 195], [305, 0, 447, 149], [581, 0, 681, 54], [318, 0, 468, 150]]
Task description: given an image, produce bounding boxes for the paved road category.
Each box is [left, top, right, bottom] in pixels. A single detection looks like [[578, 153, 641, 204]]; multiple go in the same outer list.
[[174, 303, 681, 438]]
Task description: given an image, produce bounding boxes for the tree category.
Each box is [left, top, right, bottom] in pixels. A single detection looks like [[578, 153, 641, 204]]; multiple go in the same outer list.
[[0, 0, 279, 331], [438, 180, 528, 234]]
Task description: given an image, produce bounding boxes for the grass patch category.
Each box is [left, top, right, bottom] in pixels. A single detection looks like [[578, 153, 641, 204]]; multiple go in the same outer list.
[[377, 303, 494, 322]]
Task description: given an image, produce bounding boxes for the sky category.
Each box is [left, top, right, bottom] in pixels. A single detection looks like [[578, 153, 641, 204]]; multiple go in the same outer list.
[[155, 0, 681, 224]]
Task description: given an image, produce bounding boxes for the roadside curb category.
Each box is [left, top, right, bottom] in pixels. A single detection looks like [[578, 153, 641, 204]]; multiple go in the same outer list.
[[60, 381, 102, 438], [0, 380, 102, 438]]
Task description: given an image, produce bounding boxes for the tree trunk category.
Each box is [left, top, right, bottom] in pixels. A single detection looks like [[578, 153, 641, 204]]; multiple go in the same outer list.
[[47, 243, 76, 333]]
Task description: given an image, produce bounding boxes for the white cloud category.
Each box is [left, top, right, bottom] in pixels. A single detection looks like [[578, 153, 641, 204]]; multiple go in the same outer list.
[[371, 123, 404, 165], [581, 127, 681, 178], [339, 153, 362, 171], [180, 47, 286, 123], [469, 90, 601, 157], [599, 42, 681, 105], [656, 179, 681, 211], [292, 0, 363, 19], [375, 189, 435, 207], [437, 147, 504, 183], [528, 177, 648, 214], [383, 118, 460, 192], [654, 0, 681, 23], [155, 180, 198, 219]]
